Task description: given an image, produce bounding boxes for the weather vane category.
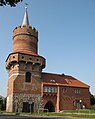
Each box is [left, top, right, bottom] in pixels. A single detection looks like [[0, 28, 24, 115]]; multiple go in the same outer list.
[[25, 3, 28, 9]]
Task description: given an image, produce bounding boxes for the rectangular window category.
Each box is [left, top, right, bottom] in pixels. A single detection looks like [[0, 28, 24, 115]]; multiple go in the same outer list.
[[62, 87, 67, 93], [25, 72, 31, 82], [74, 89, 80, 94], [43, 87, 57, 93], [44, 87, 47, 92]]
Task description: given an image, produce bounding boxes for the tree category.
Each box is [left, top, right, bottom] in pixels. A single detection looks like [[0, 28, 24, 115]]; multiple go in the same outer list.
[[0, 0, 23, 7], [0, 97, 6, 111], [0, 97, 3, 111], [1, 97, 6, 110], [90, 94, 95, 105]]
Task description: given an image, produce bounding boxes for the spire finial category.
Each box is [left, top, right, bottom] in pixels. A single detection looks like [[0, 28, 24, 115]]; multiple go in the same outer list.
[[22, 3, 29, 27], [25, 3, 28, 9]]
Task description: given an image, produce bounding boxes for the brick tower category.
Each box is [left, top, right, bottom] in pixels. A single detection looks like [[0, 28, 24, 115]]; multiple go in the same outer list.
[[6, 7, 45, 112]]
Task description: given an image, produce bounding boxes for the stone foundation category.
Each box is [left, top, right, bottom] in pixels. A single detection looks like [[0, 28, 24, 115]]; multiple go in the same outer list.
[[13, 93, 43, 112]]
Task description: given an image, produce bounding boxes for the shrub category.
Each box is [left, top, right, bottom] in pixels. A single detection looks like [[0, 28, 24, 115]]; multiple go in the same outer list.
[[91, 104, 95, 110]]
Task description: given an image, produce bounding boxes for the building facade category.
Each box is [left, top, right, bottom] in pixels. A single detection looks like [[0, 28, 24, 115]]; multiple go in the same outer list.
[[6, 7, 90, 112]]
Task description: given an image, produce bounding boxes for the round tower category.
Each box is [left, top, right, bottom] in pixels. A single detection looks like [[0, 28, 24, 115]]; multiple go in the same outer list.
[[6, 7, 46, 112], [13, 25, 38, 54], [13, 7, 38, 54]]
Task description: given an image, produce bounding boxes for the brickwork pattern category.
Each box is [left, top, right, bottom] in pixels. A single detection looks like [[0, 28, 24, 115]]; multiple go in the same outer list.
[[6, 19, 90, 112], [6, 52, 45, 112], [13, 26, 38, 54], [59, 86, 90, 110]]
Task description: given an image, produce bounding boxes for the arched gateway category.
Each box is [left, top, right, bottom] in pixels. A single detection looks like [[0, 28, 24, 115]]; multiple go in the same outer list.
[[44, 101, 55, 112]]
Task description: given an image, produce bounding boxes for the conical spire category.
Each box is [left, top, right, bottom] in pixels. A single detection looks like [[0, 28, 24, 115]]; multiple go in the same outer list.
[[22, 6, 29, 27]]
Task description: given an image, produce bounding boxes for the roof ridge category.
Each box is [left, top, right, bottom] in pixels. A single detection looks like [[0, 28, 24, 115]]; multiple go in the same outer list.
[[42, 72, 65, 76]]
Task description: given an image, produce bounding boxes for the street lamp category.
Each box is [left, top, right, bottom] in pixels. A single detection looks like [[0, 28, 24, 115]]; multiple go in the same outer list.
[[29, 102, 32, 114], [28, 97, 33, 113], [79, 99, 82, 109], [80, 99, 82, 103]]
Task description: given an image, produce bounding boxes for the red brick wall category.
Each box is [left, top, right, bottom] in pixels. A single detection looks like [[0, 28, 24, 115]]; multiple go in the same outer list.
[[42, 85, 90, 111], [13, 74, 41, 94], [59, 86, 90, 110], [43, 93, 57, 111], [13, 26, 38, 54]]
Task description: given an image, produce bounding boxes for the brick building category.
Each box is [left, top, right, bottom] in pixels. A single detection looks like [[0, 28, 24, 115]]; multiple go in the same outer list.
[[6, 7, 90, 112]]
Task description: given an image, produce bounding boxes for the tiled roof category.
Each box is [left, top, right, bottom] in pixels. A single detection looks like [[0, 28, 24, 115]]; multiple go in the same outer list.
[[42, 72, 89, 88]]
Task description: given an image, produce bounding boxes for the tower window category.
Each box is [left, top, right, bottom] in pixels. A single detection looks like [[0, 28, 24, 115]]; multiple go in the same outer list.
[[25, 72, 31, 82], [22, 56, 24, 59], [13, 56, 15, 58], [29, 57, 32, 60]]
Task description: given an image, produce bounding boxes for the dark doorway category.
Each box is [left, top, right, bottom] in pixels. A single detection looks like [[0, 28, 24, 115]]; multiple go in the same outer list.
[[22, 102, 34, 113], [44, 101, 55, 112], [30, 102, 34, 112]]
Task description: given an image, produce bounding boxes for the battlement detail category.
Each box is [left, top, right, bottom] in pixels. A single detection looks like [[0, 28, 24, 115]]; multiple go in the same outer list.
[[13, 25, 38, 38]]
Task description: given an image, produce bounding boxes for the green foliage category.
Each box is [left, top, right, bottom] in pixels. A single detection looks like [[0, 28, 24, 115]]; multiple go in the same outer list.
[[15, 112, 20, 115], [0, 0, 23, 7], [3, 110, 95, 118], [90, 94, 95, 105], [63, 110, 78, 113], [20, 110, 95, 118], [91, 104, 95, 110], [0, 97, 3, 110], [0, 97, 6, 111]]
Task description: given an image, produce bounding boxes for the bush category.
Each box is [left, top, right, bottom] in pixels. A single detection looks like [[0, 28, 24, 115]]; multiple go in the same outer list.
[[15, 112, 20, 115], [91, 104, 95, 110]]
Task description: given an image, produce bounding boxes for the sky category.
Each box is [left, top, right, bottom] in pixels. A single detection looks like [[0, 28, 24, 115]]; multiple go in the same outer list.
[[0, 0, 95, 97]]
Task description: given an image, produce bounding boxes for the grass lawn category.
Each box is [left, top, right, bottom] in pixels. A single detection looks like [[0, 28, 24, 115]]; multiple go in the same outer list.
[[35, 109, 95, 118], [1, 110, 95, 118], [18, 110, 95, 118]]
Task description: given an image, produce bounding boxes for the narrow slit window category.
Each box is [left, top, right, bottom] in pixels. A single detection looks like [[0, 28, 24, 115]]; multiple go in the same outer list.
[[25, 72, 31, 82]]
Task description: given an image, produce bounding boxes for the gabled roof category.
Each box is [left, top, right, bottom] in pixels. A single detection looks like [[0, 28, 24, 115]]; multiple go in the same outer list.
[[42, 72, 89, 88]]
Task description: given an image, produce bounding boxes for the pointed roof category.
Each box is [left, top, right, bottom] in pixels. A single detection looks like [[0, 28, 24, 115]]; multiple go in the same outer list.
[[22, 6, 29, 27]]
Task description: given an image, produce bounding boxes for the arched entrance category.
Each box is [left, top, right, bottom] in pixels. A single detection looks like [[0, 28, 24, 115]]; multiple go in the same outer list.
[[44, 101, 55, 112]]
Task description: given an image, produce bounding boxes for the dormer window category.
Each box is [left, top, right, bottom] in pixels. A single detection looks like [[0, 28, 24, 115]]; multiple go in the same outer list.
[[65, 78, 72, 84], [50, 79, 55, 82]]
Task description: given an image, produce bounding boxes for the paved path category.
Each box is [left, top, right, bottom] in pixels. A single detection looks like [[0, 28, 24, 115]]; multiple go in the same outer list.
[[0, 114, 95, 119]]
